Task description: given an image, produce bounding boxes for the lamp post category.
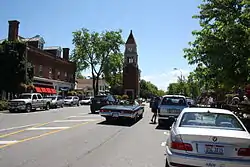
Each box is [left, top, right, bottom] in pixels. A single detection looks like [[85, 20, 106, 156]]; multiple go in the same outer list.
[[173, 68, 183, 95]]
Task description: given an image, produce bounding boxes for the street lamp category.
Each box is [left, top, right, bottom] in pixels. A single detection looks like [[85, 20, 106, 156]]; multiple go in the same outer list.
[[173, 68, 183, 95]]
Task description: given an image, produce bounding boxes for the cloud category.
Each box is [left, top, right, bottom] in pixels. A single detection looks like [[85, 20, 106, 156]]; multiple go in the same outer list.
[[141, 69, 190, 91]]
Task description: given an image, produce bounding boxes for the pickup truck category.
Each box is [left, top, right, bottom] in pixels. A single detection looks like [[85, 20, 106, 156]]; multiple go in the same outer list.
[[158, 95, 188, 127], [8, 93, 51, 113]]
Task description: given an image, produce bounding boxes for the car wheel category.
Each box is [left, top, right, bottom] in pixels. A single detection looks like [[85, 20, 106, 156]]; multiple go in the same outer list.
[[45, 103, 50, 110], [61, 104, 64, 108], [26, 104, 32, 113]]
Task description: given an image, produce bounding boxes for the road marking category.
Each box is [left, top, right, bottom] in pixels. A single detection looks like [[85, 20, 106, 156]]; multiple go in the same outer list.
[[26, 127, 70, 130], [0, 123, 38, 132], [0, 121, 90, 149], [53, 120, 87, 123], [0, 122, 51, 138], [161, 141, 167, 147], [0, 140, 18, 144]]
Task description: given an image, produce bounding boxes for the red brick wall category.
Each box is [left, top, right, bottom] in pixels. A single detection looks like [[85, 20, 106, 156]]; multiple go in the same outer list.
[[27, 46, 76, 83], [123, 64, 140, 97]]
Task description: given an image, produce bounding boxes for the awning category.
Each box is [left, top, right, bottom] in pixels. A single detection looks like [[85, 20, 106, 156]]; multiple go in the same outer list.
[[41, 87, 47, 93], [35, 87, 42, 93], [46, 88, 52, 94], [51, 89, 57, 94]]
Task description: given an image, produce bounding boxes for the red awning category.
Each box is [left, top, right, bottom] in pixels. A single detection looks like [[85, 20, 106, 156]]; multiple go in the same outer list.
[[51, 89, 57, 94], [41, 87, 47, 93], [35, 87, 42, 93], [46, 88, 52, 94]]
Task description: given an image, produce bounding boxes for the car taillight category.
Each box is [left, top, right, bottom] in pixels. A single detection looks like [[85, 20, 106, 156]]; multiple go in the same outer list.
[[170, 134, 193, 151], [238, 148, 250, 156], [100, 109, 108, 112]]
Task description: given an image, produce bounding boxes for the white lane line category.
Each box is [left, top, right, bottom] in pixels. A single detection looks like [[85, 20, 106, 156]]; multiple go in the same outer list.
[[53, 120, 87, 123], [161, 141, 167, 147], [26, 127, 70, 130], [0, 123, 38, 132], [0, 140, 19, 144]]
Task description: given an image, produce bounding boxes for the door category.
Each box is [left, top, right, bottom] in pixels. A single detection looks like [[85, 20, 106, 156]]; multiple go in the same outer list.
[[31, 95, 38, 108], [37, 94, 44, 108]]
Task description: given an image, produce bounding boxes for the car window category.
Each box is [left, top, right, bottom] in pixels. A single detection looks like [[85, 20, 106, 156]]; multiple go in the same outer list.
[[179, 112, 245, 131], [19, 94, 32, 99], [161, 97, 187, 106], [32, 95, 37, 100], [37, 94, 42, 99]]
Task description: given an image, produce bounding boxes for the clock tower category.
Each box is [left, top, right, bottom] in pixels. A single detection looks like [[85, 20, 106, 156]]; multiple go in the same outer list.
[[123, 30, 141, 100]]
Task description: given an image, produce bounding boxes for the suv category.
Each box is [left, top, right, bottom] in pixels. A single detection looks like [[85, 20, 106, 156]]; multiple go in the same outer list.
[[158, 95, 188, 127], [90, 95, 117, 113]]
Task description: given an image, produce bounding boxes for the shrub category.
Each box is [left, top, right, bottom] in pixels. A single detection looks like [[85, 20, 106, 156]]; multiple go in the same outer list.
[[115, 95, 122, 100], [0, 100, 8, 111]]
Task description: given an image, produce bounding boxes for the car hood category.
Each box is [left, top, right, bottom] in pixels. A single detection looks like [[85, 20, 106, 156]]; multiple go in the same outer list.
[[10, 99, 31, 102]]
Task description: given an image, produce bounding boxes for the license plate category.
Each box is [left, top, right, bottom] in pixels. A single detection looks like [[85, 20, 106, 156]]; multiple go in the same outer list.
[[205, 144, 224, 155], [205, 162, 217, 167], [168, 109, 179, 113], [112, 113, 119, 117], [96, 101, 100, 104]]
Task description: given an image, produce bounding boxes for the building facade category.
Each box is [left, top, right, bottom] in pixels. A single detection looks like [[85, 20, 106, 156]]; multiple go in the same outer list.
[[2, 20, 76, 95], [123, 30, 141, 99], [75, 79, 110, 96]]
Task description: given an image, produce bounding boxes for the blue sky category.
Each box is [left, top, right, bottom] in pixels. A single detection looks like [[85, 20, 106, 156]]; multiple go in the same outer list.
[[0, 0, 201, 90]]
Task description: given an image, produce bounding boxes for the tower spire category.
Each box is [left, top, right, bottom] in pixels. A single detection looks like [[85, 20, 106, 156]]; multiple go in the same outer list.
[[125, 30, 136, 45]]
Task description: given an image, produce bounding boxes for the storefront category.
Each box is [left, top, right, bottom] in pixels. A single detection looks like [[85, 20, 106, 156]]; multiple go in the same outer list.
[[33, 77, 74, 96]]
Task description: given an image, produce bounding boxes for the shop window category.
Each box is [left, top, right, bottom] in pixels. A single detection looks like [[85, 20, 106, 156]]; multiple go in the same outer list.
[[57, 71, 61, 79]]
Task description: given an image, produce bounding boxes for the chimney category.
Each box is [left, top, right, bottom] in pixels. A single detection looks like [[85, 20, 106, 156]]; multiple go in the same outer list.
[[63, 48, 70, 60], [8, 20, 20, 41]]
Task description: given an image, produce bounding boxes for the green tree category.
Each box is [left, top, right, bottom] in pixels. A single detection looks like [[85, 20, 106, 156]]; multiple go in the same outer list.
[[71, 28, 124, 96], [184, 0, 250, 91], [0, 41, 34, 93], [140, 79, 166, 98]]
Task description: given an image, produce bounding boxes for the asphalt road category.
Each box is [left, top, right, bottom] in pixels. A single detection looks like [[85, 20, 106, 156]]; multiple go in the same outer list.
[[0, 105, 168, 167]]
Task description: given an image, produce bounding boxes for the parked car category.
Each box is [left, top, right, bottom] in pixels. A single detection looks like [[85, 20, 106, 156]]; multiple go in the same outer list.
[[8, 93, 51, 112], [158, 95, 188, 127], [45, 95, 64, 108], [165, 107, 250, 167], [100, 102, 144, 122], [90, 94, 117, 113], [64, 96, 80, 106], [80, 97, 93, 105]]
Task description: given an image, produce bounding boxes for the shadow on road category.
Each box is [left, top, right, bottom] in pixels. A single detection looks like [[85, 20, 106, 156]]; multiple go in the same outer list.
[[155, 125, 171, 131], [97, 118, 141, 127]]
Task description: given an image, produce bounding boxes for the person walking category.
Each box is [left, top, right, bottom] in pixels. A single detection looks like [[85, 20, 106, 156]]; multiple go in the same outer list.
[[151, 96, 161, 124]]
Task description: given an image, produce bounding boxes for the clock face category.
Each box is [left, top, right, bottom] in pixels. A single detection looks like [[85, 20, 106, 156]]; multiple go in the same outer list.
[[128, 47, 132, 52]]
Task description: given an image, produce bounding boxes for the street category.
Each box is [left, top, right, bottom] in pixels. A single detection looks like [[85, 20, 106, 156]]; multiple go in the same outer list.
[[0, 105, 167, 167]]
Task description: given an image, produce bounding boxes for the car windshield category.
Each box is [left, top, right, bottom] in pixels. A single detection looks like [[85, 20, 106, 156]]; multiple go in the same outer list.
[[65, 97, 73, 100], [161, 97, 186, 106], [19, 94, 32, 99], [179, 112, 245, 131]]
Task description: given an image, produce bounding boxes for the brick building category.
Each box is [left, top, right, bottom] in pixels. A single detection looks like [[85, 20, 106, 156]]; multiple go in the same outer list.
[[123, 30, 141, 99], [1, 20, 76, 95]]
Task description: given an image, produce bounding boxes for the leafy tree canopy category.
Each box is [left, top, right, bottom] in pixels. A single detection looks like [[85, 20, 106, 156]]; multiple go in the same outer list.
[[71, 28, 124, 95], [184, 0, 250, 91], [0, 40, 34, 93], [140, 79, 166, 98]]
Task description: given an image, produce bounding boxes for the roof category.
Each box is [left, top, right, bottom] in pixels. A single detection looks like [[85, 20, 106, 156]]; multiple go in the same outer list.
[[44, 46, 61, 50], [125, 30, 136, 45], [182, 107, 233, 114], [0, 35, 45, 44]]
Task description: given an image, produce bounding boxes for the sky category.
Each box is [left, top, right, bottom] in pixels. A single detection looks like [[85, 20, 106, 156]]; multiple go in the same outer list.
[[0, 0, 202, 91]]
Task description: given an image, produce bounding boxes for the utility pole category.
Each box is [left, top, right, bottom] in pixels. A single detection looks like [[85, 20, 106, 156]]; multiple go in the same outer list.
[[174, 68, 183, 95]]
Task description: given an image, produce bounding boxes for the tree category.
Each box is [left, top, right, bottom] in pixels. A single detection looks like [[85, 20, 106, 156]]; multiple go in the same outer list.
[[103, 52, 123, 87], [71, 28, 124, 96], [183, 0, 250, 91], [0, 41, 34, 93]]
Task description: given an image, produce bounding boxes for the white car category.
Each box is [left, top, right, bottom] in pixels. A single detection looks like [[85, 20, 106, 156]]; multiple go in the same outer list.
[[165, 107, 250, 167]]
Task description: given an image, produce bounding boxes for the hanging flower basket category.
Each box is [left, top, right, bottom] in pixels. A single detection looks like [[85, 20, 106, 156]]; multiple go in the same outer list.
[[27, 84, 35, 90], [20, 83, 28, 89]]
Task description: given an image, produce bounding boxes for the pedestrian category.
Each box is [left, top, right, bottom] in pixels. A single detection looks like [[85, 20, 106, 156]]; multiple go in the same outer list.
[[151, 96, 161, 124]]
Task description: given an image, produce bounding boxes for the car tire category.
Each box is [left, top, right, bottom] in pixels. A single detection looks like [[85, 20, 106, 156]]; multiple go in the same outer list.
[[158, 119, 164, 127], [45, 103, 50, 110], [26, 104, 32, 113], [61, 104, 64, 108]]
